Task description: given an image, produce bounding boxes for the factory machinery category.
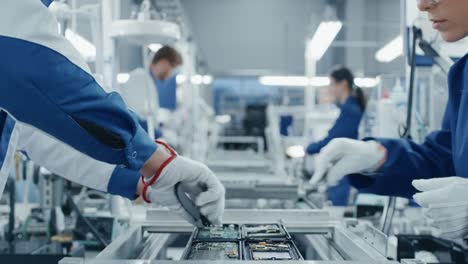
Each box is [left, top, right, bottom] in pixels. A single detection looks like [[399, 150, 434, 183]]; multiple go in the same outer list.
[[59, 208, 434, 264]]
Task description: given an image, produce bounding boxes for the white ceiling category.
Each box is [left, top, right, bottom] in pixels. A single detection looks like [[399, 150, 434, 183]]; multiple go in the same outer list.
[[180, 0, 404, 77]]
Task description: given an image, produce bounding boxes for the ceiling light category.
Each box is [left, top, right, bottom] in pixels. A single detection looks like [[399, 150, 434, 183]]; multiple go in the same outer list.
[[176, 74, 187, 84], [286, 145, 305, 158], [191, 75, 203, 85], [202, 75, 213, 85], [259, 76, 330, 87], [309, 77, 330, 86], [148, 43, 163, 52], [117, 73, 130, 84], [307, 21, 343, 61], [259, 76, 309, 87], [375, 35, 403, 62], [354, 77, 379, 88], [65, 29, 96, 60], [215, 115, 231, 124]]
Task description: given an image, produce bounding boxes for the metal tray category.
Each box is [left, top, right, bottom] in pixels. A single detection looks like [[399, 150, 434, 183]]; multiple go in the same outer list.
[[243, 239, 303, 261], [181, 241, 242, 260], [193, 224, 241, 242], [241, 223, 291, 240]]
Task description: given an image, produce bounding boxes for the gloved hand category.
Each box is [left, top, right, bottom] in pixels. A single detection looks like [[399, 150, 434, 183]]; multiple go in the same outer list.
[[413, 177, 468, 239], [142, 141, 225, 226], [303, 155, 316, 177], [309, 138, 386, 186]]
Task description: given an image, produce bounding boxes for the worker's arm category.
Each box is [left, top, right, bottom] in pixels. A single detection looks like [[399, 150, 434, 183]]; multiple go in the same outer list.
[[16, 122, 141, 199], [0, 0, 156, 170], [307, 104, 361, 154], [348, 107, 455, 198]]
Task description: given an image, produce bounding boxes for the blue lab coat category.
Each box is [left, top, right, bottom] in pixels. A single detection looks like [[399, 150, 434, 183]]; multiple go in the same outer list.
[[307, 96, 364, 205], [349, 54, 468, 198]]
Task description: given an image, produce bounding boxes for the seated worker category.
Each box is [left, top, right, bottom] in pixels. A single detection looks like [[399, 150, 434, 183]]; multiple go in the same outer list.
[[0, 0, 224, 225], [309, 0, 468, 239], [306, 66, 366, 205]]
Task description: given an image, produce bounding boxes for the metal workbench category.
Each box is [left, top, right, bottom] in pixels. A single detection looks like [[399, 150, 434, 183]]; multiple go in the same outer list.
[[59, 209, 423, 264]]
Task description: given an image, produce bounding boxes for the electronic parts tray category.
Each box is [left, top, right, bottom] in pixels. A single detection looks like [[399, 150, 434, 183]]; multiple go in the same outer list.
[[244, 240, 303, 261], [194, 224, 240, 241], [182, 241, 241, 260], [242, 223, 289, 239]]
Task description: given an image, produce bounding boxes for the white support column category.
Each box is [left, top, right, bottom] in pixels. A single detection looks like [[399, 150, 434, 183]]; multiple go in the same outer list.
[[304, 42, 317, 139], [100, 0, 118, 91]]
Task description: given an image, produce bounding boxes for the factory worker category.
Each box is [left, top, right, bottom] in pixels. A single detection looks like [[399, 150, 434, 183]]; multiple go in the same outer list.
[[309, 0, 468, 239], [306, 66, 366, 206], [0, 0, 224, 225], [120, 46, 182, 142], [150, 46, 180, 111]]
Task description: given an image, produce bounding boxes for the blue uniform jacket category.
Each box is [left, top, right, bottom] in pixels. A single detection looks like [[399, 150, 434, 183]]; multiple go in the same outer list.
[[0, 0, 157, 199], [0, 1, 157, 170], [349, 54, 468, 198], [307, 96, 364, 205]]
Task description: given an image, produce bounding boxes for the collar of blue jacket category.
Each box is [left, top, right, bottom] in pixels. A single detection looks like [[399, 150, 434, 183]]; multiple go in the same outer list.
[[41, 0, 53, 7]]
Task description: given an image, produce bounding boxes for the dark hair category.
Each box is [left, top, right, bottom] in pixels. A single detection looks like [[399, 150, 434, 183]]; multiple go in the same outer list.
[[151, 46, 183, 67], [330, 65, 367, 111]]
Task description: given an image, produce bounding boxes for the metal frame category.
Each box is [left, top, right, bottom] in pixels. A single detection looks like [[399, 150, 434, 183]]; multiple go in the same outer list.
[[60, 209, 406, 264]]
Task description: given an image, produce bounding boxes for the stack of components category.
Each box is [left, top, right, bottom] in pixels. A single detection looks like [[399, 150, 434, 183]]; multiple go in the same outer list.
[[182, 223, 303, 261]]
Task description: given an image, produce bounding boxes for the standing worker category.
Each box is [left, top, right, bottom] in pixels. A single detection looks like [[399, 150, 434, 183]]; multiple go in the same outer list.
[[0, 0, 225, 225], [309, 0, 468, 239], [120, 46, 182, 140], [306, 66, 366, 205]]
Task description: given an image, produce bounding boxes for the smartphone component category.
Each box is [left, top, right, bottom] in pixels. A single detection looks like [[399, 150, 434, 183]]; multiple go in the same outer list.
[[244, 241, 302, 260], [242, 224, 288, 239], [195, 224, 240, 240], [184, 242, 240, 260]]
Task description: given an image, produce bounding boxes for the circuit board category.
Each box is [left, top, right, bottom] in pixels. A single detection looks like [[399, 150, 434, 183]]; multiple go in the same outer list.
[[195, 224, 240, 240], [185, 242, 240, 260], [245, 241, 302, 260], [243, 224, 287, 239]]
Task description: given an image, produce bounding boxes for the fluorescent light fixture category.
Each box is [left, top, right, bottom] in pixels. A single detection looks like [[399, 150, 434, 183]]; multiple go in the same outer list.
[[215, 115, 231, 124], [176, 74, 187, 84], [148, 43, 163, 52], [354, 77, 379, 88], [310, 77, 330, 86], [259, 76, 330, 87], [191, 74, 203, 85], [202, 75, 213, 85], [117, 73, 130, 84], [375, 35, 403, 62], [307, 21, 342, 61], [65, 29, 96, 60], [260, 76, 377, 88], [259, 76, 309, 87], [286, 145, 305, 158]]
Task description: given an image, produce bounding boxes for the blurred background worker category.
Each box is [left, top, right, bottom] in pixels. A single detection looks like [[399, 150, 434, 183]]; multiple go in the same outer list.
[[120, 46, 182, 143], [310, 0, 468, 239], [305, 66, 367, 205]]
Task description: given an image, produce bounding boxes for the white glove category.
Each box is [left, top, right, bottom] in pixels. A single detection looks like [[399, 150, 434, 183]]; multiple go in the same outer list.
[[310, 138, 386, 187], [303, 155, 316, 176], [142, 143, 225, 226], [413, 177, 468, 239]]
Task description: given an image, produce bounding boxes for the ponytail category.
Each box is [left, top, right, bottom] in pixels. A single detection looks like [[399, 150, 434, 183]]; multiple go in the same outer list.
[[353, 86, 367, 112], [330, 65, 367, 112]]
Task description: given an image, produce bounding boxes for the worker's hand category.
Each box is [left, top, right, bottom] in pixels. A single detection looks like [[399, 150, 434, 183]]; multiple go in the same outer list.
[[142, 142, 225, 226], [303, 155, 316, 177], [309, 138, 386, 187], [413, 177, 468, 239]]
